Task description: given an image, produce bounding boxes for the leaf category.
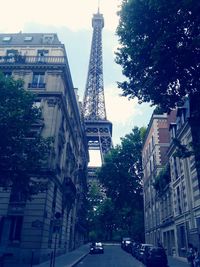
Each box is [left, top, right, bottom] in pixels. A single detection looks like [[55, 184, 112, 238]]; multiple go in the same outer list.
[[0, 72, 53, 198]]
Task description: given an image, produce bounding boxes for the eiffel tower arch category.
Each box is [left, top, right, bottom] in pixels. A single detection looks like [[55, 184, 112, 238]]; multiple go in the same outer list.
[[83, 9, 113, 171]]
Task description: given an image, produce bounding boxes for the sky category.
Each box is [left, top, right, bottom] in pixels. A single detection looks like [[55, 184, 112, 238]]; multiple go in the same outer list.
[[0, 0, 154, 164]]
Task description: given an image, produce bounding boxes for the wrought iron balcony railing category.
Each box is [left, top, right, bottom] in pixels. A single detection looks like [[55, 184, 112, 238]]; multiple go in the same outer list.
[[28, 82, 46, 89], [0, 55, 66, 65]]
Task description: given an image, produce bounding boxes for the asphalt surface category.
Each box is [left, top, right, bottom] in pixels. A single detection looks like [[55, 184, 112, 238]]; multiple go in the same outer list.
[[76, 245, 144, 267], [75, 244, 189, 267]]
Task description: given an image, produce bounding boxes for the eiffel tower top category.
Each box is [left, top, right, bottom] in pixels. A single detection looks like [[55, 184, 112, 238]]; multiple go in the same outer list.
[[98, 0, 101, 14], [93, 0, 103, 27], [83, 8, 106, 121], [92, 9, 104, 29]]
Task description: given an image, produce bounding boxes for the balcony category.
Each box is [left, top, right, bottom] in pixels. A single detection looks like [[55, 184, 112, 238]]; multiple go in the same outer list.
[[0, 55, 66, 65], [28, 82, 46, 89], [160, 215, 174, 228]]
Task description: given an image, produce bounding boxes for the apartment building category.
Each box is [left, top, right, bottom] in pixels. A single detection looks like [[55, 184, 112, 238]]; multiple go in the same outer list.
[[0, 33, 89, 264], [143, 98, 200, 258], [168, 99, 200, 257], [142, 111, 176, 255]]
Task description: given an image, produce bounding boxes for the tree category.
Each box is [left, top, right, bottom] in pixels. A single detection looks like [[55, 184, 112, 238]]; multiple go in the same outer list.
[[87, 180, 107, 240], [116, 0, 200, 110], [97, 198, 116, 241], [97, 127, 146, 241], [0, 73, 52, 198], [87, 181, 116, 241], [153, 164, 171, 197]]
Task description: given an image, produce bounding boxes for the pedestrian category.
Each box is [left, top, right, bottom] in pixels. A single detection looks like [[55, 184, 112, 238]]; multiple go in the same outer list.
[[187, 244, 195, 267], [193, 248, 200, 267]]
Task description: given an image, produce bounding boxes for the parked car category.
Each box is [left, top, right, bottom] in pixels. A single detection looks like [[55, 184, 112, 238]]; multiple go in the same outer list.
[[135, 243, 142, 260], [90, 242, 104, 254], [145, 246, 168, 267], [131, 242, 141, 258], [138, 243, 154, 262], [121, 237, 132, 252]]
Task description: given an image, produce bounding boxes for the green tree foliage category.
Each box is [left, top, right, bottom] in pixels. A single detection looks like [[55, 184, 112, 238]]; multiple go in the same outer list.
[[153, 164, 170, 197], [116, 0, 200, 110], [87, 192, 117, 241], [97, 198, 116, 241], [97, 127, 146, 241], [87, 180, 105, 225], [0, 73, 52, 198], [87, 181, 116, 241], [87, 180, 106, 240]]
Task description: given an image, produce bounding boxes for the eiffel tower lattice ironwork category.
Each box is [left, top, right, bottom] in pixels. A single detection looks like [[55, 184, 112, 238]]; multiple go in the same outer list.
[[83, 9, 112, 164]]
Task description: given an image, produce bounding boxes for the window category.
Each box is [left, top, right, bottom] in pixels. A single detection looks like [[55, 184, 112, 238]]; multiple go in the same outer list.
[[42, 34, 54, 44], [33, 73, 44, 84], [6, 50, 18, 63], [172, 157, 178, 180], [181, 109, 186, 125], [3, 36, 11, 42], [37, 50, 49, 63], [9, 216, 23, 242], [37, 50, 49, 56], [6, 49, 18, 57], [24, 36, 33, 42], [28, 72, 45, 89], [177, 187, 182, 214], [171, 124, 177, 139]]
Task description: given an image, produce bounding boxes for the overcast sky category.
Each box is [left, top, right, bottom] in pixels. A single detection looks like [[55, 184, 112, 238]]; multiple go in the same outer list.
[[0, 0, 153, 164]]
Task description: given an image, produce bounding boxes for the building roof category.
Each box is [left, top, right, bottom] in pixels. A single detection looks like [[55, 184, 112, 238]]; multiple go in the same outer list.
[[0, 33, 62, 46]]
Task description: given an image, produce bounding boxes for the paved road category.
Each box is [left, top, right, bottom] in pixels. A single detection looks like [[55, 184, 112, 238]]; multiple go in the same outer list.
[[75, 245, 189, 267], [76, 245, 144, 267]]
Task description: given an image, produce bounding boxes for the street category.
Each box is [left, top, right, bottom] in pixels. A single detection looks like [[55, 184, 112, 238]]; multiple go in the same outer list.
[[75, 244, 189, 267], [76, 245, 145, 267]]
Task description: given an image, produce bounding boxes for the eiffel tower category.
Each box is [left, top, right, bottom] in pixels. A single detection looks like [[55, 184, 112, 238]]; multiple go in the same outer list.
[[83, 7, 112, 173]]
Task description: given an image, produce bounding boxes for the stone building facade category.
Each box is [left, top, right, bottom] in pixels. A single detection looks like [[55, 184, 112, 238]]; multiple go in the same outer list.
[[143, 101, 200, 258], [168, 100, 200, 257], [0, 33, 89, 264], [142, 112, 176, 255]]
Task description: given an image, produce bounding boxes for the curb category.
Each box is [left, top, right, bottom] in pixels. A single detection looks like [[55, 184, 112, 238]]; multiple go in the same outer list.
[[66, 252, 89, 267]]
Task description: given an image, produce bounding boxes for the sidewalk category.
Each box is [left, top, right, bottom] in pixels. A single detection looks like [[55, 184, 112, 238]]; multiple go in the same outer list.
[[168, 255, 189, 267], [34, 244, 89, 267]]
